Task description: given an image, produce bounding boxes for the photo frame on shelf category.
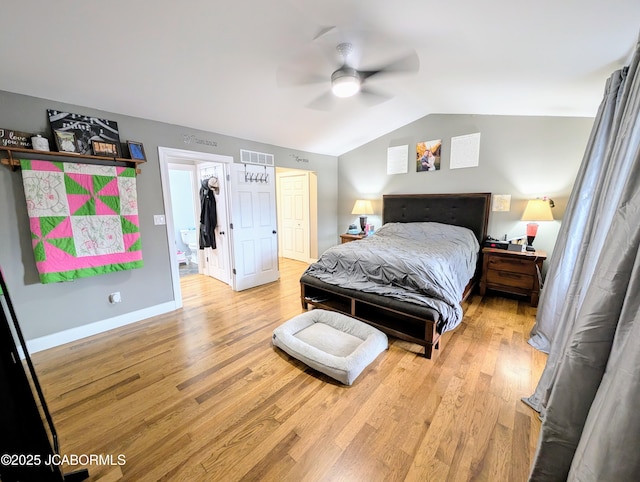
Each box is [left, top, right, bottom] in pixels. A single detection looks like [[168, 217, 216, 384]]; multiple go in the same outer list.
[[53, 130, 79, 153], [127, 141, 146, 161], [91, 139, 120, 157]]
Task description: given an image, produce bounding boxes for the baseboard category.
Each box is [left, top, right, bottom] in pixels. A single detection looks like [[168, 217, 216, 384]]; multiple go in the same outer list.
[[26, 301, 178, 354]]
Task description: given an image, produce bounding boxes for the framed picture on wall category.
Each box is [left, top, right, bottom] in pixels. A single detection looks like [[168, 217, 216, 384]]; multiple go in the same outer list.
[[47, 109, 121, 156], [416, 139, 442, 172], [127, 141, 146, 161]]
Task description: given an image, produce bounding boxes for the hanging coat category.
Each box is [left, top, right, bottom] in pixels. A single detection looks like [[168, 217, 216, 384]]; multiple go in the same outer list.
[[199, 179, 217, 249]]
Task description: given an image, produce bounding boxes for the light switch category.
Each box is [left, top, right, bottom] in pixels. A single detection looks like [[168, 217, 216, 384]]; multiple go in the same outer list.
[[154, 214, 166, 225]]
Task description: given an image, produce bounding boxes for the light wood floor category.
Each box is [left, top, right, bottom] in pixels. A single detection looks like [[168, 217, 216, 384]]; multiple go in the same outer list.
[[32, 258, 547, 481]]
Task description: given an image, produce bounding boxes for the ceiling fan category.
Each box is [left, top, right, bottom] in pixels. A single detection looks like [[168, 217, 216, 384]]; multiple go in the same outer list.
[[277, 35, 420, 110]]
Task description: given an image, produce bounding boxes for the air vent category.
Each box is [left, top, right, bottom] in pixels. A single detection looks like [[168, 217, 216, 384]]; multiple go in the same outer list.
[[240, 149, 274, 167]]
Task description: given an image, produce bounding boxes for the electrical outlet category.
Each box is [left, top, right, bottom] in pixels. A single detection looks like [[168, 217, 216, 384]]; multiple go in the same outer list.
[[109, 292, 122, 304], [154, 214, 166, 225]]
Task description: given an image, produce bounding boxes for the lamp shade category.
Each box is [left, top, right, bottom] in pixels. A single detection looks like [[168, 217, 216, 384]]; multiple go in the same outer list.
[[521, 199, 554, 221], [351, 200, 374, 215]]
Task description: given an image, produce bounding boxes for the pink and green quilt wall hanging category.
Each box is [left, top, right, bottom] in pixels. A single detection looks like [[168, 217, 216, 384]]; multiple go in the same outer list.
[[20, 160, 143, 283]]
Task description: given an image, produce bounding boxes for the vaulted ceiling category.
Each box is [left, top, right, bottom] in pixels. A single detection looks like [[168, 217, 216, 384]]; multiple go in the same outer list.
[[1, 1, 638, 156]]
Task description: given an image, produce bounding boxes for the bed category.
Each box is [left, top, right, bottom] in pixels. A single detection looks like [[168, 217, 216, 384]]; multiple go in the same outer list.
[[300, 193, 491, 358]]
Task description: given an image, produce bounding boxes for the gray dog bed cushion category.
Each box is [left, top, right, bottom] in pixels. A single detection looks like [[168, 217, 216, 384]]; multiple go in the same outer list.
[[272, 309, 388, 385]]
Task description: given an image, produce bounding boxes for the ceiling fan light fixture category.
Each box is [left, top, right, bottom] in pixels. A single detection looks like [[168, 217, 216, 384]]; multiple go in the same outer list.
[[331, 68, 361, 98]]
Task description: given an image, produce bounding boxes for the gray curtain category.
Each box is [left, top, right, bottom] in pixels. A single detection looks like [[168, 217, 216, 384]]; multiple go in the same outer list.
[[525, 37, 640, 481], [527, 70, 625, 356]]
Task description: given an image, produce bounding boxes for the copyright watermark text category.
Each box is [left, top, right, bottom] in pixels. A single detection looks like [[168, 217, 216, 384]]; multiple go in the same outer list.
[[1, 453, 126, 467]]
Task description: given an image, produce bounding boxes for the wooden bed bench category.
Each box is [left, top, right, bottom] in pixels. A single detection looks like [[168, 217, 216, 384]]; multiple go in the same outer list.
[[300, 274, 441, 357]]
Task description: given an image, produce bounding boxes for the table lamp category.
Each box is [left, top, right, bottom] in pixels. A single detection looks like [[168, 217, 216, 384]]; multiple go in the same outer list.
[[521, 198, 554, 251], [351, 200, 374, 235]]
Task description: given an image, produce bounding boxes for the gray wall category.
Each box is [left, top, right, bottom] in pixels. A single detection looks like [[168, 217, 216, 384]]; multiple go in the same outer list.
[[0, 90, 337, 340], [337, 114, 595, 264], [1, 88, 594, 343]]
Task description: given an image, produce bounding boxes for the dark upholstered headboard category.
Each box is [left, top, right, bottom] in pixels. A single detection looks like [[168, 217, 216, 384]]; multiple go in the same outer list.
[[383, 193, 491, 244]]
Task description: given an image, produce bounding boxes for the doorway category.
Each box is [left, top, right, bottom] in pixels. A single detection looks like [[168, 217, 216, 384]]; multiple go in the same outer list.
[[276, 167, 318, 263], [159, 147, 233, 308], [167, 163, 200, 277]]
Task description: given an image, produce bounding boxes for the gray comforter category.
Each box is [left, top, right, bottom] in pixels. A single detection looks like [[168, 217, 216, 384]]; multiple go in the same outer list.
[[303, 222, 479, 332]]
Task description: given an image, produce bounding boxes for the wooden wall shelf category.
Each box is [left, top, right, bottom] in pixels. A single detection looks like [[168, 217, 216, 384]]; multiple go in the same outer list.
[[0, 146, 145, 173]]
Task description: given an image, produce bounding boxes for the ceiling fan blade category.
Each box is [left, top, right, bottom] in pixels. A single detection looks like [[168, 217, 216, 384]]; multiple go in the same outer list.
[[306, 90, 337, 111], [359, 49, 420, 81], [359, 87, 393, 107], [313, 26, 337, 41]]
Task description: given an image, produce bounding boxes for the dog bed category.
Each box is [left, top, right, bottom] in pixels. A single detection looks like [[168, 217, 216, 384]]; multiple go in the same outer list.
[[272, 309, 388, 385]]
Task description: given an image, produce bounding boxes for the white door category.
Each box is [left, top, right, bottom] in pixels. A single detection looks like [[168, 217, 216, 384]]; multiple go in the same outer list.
[[228, 164, 279, 291], [197, 162, 231, 285], [278, 171, 310, 262]]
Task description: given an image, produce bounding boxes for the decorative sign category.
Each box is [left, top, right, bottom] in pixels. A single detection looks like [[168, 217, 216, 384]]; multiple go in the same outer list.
[[47, 109, 121, 156], [450, 132, 481, 169], [290, 154, 309, 163], [183, 134, 217, 147], [492, 194, 511, 212], [0, 128, 33, 148], [387, 145, 408, 174]]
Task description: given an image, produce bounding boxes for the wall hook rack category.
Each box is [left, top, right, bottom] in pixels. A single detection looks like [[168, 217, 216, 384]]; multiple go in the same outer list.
[[244, 164, 269, 183]]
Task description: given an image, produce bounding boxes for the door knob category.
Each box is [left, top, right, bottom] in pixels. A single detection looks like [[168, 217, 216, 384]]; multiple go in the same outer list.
[[272, 230, 277, 234]]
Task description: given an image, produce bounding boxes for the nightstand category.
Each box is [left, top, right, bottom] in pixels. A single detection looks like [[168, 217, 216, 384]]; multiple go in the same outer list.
[[479, 247, 547, 307], [340, 233, 366, 244]]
